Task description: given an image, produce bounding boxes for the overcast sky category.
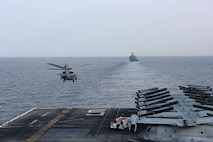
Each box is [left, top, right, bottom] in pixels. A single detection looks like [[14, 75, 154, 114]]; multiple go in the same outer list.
[[0, 0, 213, 57]]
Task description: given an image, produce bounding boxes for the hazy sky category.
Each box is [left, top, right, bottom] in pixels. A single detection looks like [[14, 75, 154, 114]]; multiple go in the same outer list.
[[0, 0, 213, 57]]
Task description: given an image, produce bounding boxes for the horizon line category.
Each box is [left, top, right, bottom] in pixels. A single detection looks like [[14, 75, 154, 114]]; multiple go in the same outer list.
[[0, 55, 213, 58]]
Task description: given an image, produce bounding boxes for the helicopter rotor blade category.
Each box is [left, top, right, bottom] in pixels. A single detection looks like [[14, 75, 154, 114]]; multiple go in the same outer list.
[[66, 67, 72, 70], [47, 63, 64, 69], [47, 68, 64, 70], [47, 63, 72, 71]]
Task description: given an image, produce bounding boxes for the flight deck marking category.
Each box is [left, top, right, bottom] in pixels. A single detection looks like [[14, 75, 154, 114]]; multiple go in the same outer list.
[[0, 107, 36, 128], [93, 109, 109, 141], [26, 108, 70, 142], [41, 112, 50, 117], [29, 119, 38, 126]]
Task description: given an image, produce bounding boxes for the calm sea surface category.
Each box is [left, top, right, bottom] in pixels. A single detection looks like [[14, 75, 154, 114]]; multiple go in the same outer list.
[[0, 57, 213, 123]]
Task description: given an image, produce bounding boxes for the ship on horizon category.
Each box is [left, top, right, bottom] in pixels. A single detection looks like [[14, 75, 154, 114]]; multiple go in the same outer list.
[[129, 52, 138, 62]]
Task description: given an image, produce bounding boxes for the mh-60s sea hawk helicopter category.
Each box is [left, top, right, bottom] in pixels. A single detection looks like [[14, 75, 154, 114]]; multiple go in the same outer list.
[[47, 63, 77, 82]]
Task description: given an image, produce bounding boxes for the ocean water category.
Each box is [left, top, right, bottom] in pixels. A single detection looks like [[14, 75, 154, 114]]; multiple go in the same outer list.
[[0, 56, 213, 123]]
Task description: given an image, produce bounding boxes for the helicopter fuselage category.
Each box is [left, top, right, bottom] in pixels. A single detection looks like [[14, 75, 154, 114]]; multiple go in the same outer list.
[[58, 72, 77, 82]]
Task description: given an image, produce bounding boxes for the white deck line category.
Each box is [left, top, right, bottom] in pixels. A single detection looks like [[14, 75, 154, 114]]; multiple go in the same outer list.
[[0, 107, 37, 127], [29, 119, 38, 126], [41, 112, 50, 117]]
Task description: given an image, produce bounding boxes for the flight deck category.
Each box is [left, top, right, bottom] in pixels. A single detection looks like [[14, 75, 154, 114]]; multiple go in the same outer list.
[[1, 85, 213, 142], [0, 108, 143, 142]]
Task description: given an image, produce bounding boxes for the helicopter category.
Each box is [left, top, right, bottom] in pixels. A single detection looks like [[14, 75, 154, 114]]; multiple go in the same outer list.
[[47, 63, 77, 82]]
